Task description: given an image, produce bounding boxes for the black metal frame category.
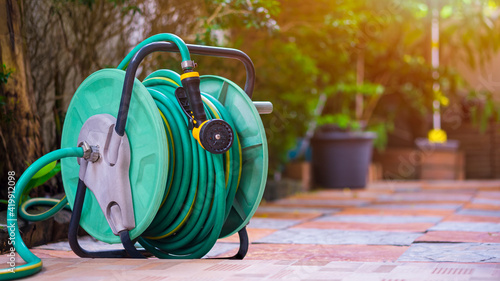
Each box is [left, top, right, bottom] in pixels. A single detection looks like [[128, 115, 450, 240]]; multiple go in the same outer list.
[[115, 42, 255, 136], [69, 42, 255, 260]]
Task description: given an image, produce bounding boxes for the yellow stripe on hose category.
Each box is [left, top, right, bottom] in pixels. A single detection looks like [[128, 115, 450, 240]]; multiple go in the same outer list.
[[235, 133, 242, 191], [143, 77, 180, 87], [14, 261, 42, 272], [146, 96, 230, 240], [158, 110, 175, 206], [0, 260, 43, 275], [20, 196, 69, 220], [145, 188, 198, 240]]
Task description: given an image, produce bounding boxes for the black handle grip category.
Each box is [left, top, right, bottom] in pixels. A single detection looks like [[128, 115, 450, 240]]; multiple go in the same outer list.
[[181, 74, 207, 127]]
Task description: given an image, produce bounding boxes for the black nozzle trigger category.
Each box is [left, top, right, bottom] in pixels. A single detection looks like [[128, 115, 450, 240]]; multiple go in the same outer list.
[[175, 87, 194, 130]]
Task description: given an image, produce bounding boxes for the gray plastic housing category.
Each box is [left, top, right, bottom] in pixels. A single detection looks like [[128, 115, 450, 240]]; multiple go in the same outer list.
[[77, 114, 135, 235]]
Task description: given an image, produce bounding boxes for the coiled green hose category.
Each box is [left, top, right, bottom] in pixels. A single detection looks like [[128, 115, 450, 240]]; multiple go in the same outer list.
[[138, 71, 241, 258]]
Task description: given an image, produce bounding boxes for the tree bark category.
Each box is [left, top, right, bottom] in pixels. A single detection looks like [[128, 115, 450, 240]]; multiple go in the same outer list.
[[0, 0, 42, 198]]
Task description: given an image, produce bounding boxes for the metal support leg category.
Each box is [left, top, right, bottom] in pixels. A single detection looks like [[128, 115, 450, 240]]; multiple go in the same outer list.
[[68, 179, 145, 258], [231, 226, 249, 259], [212, 226, 249, 260]]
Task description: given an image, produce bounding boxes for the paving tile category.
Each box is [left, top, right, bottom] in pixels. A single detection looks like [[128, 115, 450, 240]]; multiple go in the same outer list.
[[367, 181, 423, 192], [476, 191, 500, 199], [291, 260, 330, 266], [363, 203, 463, 210], [253, 211, 323, 221], [315, 214, 443, 224], [240, 244, 408, 262], [271, 198, 371, 209], [246, 218, 301, 229], [230, 273, 270, 279], [290, 190, 382, 200], [421, 180, 500, 191], [41, 258, 87, 268], [40, 261, 89, 276], [204, 263, 252, 271], [356, 263, 500, 281], [376, 193, 472, 203], [133, 260, 180, 270], [429, 221, 500, 232], [416, 231, 500, 243], [318, 262, 364, 272], [201, 260, 294, 280], [336, 208, 455, 217], [294, 221, 433, 232], [472, 198, 500, 205], [143, 260, 224, 278], [256, 205, 339, 215], [34, 236, 125, 252], [204, 242, 240, 258], [255, 228, 423, 246], [444, 214, 500, 223], [464, 203, 500, 211], [398, 243, 500, 262], [97, 263, 144, 271], [217, 228, 277, 243], [457, 209, 500, 217], [31, 249, 79, 259]]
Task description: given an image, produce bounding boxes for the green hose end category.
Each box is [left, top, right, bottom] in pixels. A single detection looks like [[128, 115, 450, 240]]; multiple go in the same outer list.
[[0, 261, 42, 280]]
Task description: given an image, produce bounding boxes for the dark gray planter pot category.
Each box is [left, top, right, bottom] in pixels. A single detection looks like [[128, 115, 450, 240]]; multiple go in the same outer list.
[[311, 129, 376, 188]]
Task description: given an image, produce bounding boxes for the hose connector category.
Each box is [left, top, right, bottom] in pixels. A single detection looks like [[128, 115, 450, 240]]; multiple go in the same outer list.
[[78, 141, 100, 163], [181, 60, 197, 71]]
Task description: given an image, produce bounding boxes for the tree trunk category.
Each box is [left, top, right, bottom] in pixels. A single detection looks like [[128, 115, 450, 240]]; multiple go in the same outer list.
[[0, 0, 42, 199]]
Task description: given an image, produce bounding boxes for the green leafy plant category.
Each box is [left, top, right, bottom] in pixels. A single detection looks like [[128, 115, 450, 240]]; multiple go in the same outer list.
[[467, 91, 500, 132], [0, 64, 13, 85], [0, 64, 14, 110]]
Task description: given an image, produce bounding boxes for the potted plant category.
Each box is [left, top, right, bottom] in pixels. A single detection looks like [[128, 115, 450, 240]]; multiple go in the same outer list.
[[311, 78, 385, 189]]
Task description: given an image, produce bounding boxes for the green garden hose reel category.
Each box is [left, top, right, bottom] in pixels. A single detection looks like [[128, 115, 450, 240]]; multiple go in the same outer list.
[[1, 33, 272, 280]]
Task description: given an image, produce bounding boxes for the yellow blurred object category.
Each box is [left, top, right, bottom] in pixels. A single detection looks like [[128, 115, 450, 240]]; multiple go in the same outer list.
[[428, 129, 447, 143], [434, 90, 449, 107], [440, 96, 449, 106]]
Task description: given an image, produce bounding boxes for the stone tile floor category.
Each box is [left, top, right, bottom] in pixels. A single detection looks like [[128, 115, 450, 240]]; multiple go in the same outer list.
[[1, 180, 500, 280]]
